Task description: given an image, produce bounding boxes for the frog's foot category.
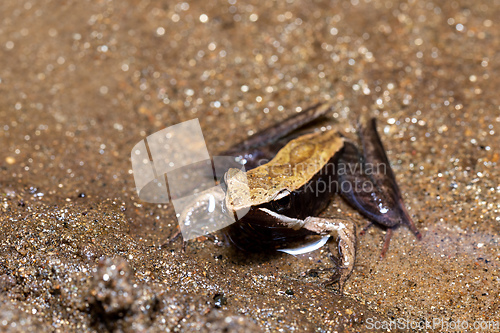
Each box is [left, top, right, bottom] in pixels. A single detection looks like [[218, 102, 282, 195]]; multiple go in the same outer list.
[[306, 266, 342, 286], [257, 211, 357, 293], [307, 252, 340, 275], [167, 227, 182, 243], [301, 217, 357, 294], [159, 228, 187, 252], [306, 259, 355, 293]]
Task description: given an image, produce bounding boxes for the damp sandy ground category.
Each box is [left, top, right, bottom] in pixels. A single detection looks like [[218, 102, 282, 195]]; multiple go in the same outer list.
[[1, 0, 499, 332]]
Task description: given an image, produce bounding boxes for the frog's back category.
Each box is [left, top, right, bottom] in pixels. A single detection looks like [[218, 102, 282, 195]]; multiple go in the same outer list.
[[225, 130, 344, 214], [224, 142, 343, 253]]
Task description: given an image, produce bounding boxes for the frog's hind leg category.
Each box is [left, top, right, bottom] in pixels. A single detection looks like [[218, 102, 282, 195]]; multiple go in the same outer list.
[[301, 217, 357, 294], [261, 210, 357, 293], [159, 228, 187, 253], [337, 118, 422, 258]]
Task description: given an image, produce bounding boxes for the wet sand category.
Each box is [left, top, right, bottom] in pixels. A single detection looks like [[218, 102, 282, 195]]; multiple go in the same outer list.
[[1, 0, 499, 331]]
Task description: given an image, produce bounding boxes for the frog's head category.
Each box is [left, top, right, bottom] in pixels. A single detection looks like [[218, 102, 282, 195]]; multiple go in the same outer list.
[[223, 130, 344, 220]]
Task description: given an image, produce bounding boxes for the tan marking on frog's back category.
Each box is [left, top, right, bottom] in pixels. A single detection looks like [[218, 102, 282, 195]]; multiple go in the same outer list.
[[226, 130, 344, 212]]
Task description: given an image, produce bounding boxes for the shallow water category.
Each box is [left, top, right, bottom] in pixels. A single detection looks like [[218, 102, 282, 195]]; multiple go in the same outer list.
[[1, 0, 499, 331]]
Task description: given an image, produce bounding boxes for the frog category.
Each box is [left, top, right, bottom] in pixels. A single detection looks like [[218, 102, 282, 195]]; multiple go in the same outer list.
[[176, 102, 421, 293], [222, 121, 357, 293], [201, 103, 348, 290]]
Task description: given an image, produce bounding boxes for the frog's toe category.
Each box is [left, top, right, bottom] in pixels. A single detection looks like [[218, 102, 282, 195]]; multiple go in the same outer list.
[[306, 266, 337, 275], [305, 266, 344, 293], [324, 273, 341, 287]]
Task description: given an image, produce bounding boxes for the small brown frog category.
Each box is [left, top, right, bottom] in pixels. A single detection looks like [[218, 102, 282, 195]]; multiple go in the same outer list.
[[219, 103, 421, 293], [223, 124, 356, 293]]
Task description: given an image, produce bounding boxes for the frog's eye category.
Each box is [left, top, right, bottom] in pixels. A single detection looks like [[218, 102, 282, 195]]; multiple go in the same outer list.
[[272, 189, 291, 212]]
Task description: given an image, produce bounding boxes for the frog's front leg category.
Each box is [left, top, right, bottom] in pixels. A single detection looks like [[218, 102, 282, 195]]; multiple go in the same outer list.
[[302, 217, 357, 294], [261, 209, 357, 293]]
